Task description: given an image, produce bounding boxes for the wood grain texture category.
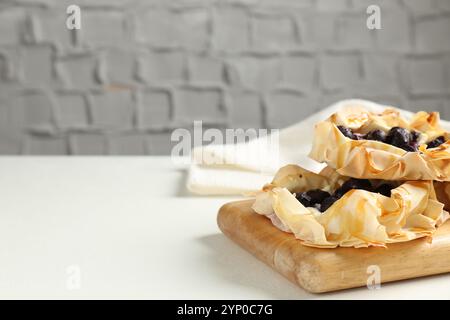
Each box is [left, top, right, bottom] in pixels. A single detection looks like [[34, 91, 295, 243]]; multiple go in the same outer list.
[[217, 199, 450, 293]]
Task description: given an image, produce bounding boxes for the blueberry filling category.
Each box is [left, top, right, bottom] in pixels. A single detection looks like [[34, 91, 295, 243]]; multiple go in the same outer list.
[[295, 189, 330, 208], [333, 178, 373, 198], [427, 136, 446, 149], [385, 127, 410, 149], [365, 129, 386, 142], [295, 179, 394, 213], [337, 125, 354, 139], [320, 196, 339, 212], [337, 125, 447, 151], [306, 189, 331, 204], [295, 192, 313, 208], [374, 184, 394, 197], [411, 131, 421, 143]]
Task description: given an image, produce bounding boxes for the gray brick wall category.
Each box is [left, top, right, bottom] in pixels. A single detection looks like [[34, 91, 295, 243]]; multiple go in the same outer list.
[[0, 0, 449, 155]]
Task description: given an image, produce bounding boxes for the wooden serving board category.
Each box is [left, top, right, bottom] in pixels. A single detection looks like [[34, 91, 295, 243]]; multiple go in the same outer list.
[[217, 199, 450, 293]]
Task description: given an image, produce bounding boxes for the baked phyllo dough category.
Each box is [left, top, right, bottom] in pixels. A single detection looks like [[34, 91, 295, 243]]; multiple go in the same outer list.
[[252, 164, 449, 248], [309, 105, 450, 181]]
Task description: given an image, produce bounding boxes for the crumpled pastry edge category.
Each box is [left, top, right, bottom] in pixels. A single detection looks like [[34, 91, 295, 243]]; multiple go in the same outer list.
[[252, 165, 449, 249]]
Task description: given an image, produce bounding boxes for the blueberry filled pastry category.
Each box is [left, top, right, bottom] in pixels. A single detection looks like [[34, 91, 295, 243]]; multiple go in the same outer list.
[[252, 165, 449, 248], [309, 105, 450, 181]]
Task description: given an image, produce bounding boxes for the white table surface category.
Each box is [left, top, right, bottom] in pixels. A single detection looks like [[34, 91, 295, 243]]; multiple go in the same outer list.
[[0, 156, 449, 300]]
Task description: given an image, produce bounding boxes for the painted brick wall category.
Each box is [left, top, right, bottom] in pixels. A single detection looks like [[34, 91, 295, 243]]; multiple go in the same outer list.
[[0, 0, 449, 155]]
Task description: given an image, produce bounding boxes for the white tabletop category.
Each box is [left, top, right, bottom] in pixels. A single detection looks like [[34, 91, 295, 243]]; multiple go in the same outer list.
[[0, 156, 449, 299]]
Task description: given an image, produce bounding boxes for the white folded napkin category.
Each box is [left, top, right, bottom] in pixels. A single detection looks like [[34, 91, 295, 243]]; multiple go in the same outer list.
[[186, 99, 450, 195]]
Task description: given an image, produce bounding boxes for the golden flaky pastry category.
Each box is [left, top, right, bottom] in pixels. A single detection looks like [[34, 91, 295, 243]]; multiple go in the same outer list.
[[309, 105, 450, 181], [252, 165, 449, 248]]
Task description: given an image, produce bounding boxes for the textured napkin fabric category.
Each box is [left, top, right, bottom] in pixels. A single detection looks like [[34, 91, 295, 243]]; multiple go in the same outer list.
[[186, 99, 450, 195]]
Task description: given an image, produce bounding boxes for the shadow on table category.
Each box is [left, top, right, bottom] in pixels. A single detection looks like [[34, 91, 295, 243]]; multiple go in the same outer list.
[[197, 233, 317, 299]]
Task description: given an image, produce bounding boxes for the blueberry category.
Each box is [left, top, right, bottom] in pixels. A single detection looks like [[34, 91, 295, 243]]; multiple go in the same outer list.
[[411, 131, 421, 143], [296, 192, 312, 207], [320, 196, 339, 212], [339, 125, 421, 152], [404, 131, 421, 152], [375, 184, 394, 197], [386, 127, 410, 148], [399, 143, 418, 152], [334, 178, 372, 198], [305, 189, 330, 205], [337, 125, 355, 139], [333, 187, 346, 198], [365, 129, 386, 142], [353, 133, 365, 140], [385, 127, 420, 151], [350, 178, 373, 191], [427, 136, 446, 149]]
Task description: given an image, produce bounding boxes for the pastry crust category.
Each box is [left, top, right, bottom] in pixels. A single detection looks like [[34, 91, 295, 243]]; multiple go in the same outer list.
[[309, 104, 450, 181], [252, 164, 449, 248]]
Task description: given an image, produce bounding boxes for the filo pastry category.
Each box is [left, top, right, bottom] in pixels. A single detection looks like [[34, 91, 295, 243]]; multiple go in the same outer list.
[[309, 105, 450, 181], [252, 165, 449, 248]]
